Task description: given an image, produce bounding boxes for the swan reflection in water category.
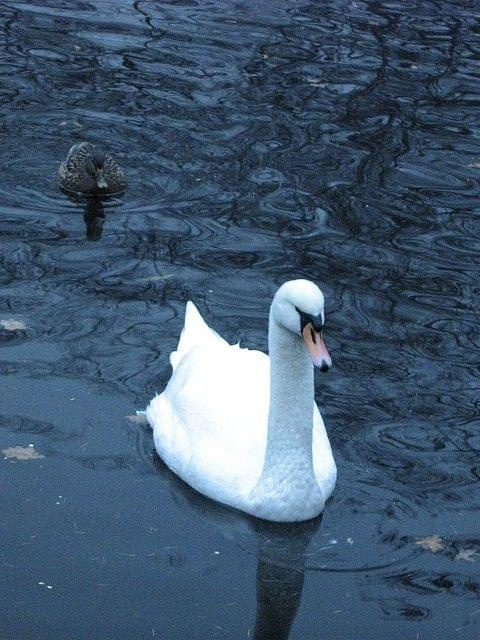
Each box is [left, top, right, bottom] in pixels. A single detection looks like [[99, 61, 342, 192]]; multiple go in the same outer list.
[[152, 450, 322, 640], [251, 518, 319, 639]]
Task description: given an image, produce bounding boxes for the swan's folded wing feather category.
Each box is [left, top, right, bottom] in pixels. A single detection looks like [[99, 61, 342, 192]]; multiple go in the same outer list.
[[170, 302, 227, 369], [312, 405, 337, 500], [150, 341, 270, 502], [147, 394, 191, 477]]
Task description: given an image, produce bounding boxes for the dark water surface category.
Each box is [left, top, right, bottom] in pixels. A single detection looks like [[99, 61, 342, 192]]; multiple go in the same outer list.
[[1, 1, 480, 638]]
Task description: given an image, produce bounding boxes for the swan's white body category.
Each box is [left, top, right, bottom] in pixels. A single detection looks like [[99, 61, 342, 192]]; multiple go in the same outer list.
[[146, 280, 337, 522]]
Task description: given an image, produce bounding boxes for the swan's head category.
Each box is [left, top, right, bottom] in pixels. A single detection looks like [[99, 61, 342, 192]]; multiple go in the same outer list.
[[271, 279, 331, 372]]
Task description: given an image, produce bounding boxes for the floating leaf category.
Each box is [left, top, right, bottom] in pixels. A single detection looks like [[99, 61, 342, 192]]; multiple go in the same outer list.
[[455, 548, 479, 562], [133, 274, 174, 284], [0, 319, 27, 331], [416, 535, 445, 552], [2, 445, 44, 461]]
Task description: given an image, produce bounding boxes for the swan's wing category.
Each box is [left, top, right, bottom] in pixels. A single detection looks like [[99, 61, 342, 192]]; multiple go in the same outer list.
[[147, 340, 270, 505], [170, 301, 228, 369], [312, 405, 337, 500]]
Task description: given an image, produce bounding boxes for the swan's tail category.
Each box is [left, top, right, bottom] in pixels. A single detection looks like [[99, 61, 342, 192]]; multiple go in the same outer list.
[[170, 301, 222, 369], [135, 410, 148, 425]]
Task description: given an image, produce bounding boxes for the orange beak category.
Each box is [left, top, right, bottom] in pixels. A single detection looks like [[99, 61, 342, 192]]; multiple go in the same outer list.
[[302, 323, 331, 372]]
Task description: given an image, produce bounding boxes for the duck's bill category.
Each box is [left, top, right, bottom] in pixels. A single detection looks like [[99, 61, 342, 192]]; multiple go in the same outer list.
[[302, 323, 331, 372], [96, 171, 108, 189]]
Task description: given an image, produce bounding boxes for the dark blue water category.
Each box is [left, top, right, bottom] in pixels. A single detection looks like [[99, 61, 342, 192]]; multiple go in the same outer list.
[[1, 1, 480, 638]]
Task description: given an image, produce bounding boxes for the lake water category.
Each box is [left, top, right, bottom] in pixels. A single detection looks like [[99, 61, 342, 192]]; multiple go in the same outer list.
[[1, 1, 479, 638]]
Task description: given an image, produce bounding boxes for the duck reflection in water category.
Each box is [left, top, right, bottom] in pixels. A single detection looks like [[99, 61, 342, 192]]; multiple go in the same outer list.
[[151, 450, 321, 640], [61, 191, 107, 240], [83, 198, 105, 241]]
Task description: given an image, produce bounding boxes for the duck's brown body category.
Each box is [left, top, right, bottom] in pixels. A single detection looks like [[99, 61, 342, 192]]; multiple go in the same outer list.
[[58, 142, 126, 195]]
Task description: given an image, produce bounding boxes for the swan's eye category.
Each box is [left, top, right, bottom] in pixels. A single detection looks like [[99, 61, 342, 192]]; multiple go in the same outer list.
[[295, 306, 324, 333]]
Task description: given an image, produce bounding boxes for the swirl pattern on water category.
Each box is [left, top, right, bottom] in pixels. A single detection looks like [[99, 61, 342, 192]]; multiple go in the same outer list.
[[1, 1, 480, 639]]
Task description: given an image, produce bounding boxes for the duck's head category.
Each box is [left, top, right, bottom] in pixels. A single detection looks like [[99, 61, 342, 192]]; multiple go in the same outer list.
[[85, 149, 108, 189], [271, 279, 331, 372]]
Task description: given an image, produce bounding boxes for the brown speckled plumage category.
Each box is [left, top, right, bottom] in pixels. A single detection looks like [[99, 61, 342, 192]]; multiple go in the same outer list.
[[58, 142, 126, 195]]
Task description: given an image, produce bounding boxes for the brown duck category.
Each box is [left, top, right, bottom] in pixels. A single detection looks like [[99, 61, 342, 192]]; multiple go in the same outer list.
[[58, 142, 126, 195]]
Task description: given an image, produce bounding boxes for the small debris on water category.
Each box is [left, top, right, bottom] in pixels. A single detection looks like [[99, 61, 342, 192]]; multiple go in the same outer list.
[[416, 535, 445, 553], [38, 581, 53, 589], [2, 446, 44, 461], [126, 413, 147, 424], [134, 274, 174, 283], [455, 548, 478, 562], [0, 319, 27, 331]]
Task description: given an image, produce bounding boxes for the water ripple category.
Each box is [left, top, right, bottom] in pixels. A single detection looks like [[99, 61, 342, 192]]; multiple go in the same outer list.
[[1, 1, 480, 637]]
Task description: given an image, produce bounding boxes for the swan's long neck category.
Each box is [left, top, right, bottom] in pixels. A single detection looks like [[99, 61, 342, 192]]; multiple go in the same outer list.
[[251, 312, 322, 520], [266, 315, 314, 470]]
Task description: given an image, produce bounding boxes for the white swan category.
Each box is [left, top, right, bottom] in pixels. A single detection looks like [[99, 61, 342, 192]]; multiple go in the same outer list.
[[146, 279, 337, 522]]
